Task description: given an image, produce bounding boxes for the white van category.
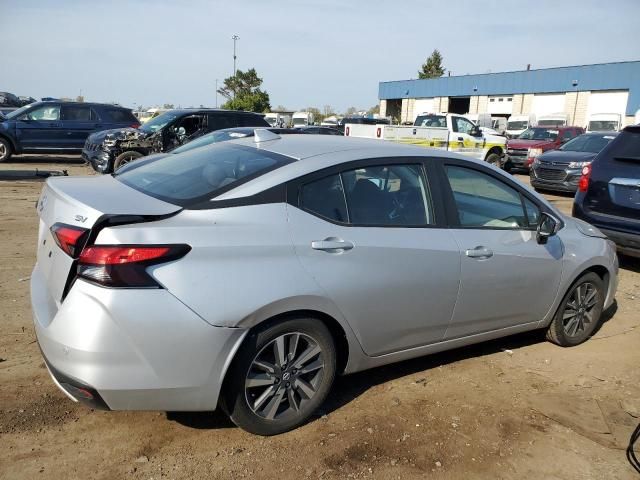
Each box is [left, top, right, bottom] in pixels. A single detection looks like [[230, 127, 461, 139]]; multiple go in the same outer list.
[[505, 114, 536, 138], [587, 113, 622, 132]]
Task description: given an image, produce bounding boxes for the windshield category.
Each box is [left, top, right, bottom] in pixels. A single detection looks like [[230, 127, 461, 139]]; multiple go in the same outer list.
[[414, 114, 447, 128], [507, 121, 528, 131], [117, 143, 294, 206], [538, 119, 565, 127], [588, 120, 619, 132], [560, 134, 616, 153], [292, 117, 307, 126], [517, 128, 559, 141], [4, 104, 31, 120], [139, 111, 179, 133]]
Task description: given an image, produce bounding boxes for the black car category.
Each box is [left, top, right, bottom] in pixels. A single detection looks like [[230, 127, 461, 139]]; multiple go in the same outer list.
[[296, 126, 343, 135], [83, 109, 269, 173], [0, 101, 139, 162], [573, 125, 640, 258], [530, 132, 618, 193]]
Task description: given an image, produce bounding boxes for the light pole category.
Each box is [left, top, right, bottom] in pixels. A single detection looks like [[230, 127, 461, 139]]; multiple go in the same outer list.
[[215, 79, 218, 108], [231, 34, 240, 100]]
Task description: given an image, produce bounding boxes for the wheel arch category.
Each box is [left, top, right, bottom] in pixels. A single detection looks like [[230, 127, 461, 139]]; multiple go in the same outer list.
[[0, 133, 17, 153], [484, 145, 503, 160]]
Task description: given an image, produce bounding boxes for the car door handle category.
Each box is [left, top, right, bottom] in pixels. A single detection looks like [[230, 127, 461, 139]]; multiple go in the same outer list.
[[458, 136, 464, 141], [311, 238, 354, 252], [465, 246, 493, 259]]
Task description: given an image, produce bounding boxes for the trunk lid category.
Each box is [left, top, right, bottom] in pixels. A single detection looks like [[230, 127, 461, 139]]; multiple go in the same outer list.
[[35, 175, 181, 303]]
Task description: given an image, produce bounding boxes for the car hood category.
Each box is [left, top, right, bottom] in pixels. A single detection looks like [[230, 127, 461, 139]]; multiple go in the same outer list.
[[507, 139, 554, 149], [537, 150, 596, 165], [88, 127, 150, 144]]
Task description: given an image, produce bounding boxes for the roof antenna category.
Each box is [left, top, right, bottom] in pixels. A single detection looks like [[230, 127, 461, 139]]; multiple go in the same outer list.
[[253, 129, 281, 144]]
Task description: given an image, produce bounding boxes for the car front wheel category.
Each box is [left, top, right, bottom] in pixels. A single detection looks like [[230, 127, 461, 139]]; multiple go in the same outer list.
[[114, 151, 143, 171], [546, 272, 605, 346], [223, 317, 336, 435], [0, 137, 13, 162]]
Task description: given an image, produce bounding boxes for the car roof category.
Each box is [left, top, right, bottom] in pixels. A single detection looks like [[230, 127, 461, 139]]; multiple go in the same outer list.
[[29, 101, 131, 109], [166, 108, 264, 115]]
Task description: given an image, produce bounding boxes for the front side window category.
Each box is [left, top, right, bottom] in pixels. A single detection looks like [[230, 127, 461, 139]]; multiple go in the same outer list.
[[445, 166, 532, 229], [117, 143, 293, 206], [300, 163, 433, 226], [452, 116, 475, 134], [26, 105, 60, 121]]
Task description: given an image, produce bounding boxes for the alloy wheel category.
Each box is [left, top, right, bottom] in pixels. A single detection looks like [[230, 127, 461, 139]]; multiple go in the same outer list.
[[116, 154, 137, 170], [562, 282, 599, 337], [244, 332, 324, 421], [0, 143, 7, 160]]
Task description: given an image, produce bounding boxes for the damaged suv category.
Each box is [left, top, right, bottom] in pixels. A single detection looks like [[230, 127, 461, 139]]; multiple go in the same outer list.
[[83, 108, 269, 173]]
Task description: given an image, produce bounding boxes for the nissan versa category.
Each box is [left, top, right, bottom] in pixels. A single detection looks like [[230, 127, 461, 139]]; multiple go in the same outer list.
[[31, 132, 618, 435]]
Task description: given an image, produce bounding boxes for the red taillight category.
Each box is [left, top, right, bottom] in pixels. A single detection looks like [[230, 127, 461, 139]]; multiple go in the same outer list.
[[50, 223, 89, 257], [77, 244, 190, 287], [578, 164, 592, 192], [130, 122, 141, 129], [79, 246, 171, 265]]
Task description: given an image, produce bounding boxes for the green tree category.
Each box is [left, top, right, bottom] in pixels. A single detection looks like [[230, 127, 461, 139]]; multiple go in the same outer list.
[[367, 104, 380, 116], [418, 49, 445, 79], [217, 68, 271, 112]]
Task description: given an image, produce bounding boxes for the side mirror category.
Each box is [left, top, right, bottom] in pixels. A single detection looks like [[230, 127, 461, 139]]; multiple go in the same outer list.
[[470, 126, 483, 137], [536, 212, 561, 244]]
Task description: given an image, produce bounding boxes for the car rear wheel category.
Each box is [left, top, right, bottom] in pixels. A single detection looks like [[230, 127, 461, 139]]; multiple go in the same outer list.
[[223, 317, 336, 435], [114, 151, 143, 171], [546, 272, 605, 346], [0, 137, 13, 162]]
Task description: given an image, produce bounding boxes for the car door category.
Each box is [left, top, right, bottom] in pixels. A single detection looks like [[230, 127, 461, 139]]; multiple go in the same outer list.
[[60, 104, 94, 148], [15, 103, 64, 150], [286, 158, 461, 357], [450, 115, 483, 159], [439, 162, 563, 339]]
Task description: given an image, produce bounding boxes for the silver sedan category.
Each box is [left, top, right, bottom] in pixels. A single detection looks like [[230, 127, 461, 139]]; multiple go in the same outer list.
[[31, 130, 618, 435]]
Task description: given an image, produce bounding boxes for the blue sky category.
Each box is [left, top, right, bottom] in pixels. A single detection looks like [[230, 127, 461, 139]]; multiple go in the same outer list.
[[1, 0, 638, 112]]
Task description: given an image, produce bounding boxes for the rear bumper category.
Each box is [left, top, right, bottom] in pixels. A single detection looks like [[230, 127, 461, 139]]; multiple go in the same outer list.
[[599, 228, 640, 258], [31, 263, 247, 411]]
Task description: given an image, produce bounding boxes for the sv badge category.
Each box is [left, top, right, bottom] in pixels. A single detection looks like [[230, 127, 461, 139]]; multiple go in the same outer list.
[[74, 215, 88, 223]]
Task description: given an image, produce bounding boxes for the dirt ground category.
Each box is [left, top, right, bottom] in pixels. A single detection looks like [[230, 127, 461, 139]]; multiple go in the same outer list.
[[1, 155, 639, 480]]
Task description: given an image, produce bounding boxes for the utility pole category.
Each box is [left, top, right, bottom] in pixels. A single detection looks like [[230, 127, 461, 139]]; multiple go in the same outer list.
[[572, 80, 579, 125], [215, 79, 218, 108], [231, 34, 240, 99]]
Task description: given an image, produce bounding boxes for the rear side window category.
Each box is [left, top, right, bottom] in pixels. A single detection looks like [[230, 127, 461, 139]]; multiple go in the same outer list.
[[61, 105, 91, 121], [101, 108, 137, 123], [238, 114, 270, 127], [300, 163, 433, 226], [117, 143, 293, 206], [207, 114, 238, 130]]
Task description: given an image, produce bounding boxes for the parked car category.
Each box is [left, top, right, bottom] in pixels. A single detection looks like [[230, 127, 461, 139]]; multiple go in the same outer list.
[[32, 133, 618, 435], [82, 108, 270, 173], [0, 101, 139, 162], [530, 132, 618, 193], [573, 125, 640, 258], [115, 127, 303, 172], [504, 126, 584, 172]]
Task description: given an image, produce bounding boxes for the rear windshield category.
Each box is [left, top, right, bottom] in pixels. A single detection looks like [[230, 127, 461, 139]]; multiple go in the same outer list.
[[116, 143, 294, 206], [606, 129, 640, 163], [101, 108, 137, 123], [170, 129, 253, 154]]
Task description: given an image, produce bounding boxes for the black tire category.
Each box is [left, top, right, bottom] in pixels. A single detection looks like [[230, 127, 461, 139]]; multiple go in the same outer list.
[[114, 151, 143, 171], [222, 317, 336, 435], [486, 152, 502, 168], [0, 137, 13, 162], [546, 272, 605, 347]]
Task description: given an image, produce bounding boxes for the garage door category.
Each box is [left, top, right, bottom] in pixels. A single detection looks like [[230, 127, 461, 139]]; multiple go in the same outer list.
[[587, 90, 629, 117], [413, 98, 434, 120], [531, 94, 565, 116], [487, 96, 513, 115]]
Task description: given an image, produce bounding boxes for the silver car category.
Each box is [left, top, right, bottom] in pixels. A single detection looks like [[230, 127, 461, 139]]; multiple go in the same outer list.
[[31, 130, 618, 435]]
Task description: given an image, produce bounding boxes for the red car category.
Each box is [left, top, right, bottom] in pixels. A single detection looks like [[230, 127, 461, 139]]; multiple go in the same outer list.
[[505, 126, 584, 171]]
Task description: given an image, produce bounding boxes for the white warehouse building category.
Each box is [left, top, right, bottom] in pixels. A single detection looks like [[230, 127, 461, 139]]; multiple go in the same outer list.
[[378, 61, 640, 129]]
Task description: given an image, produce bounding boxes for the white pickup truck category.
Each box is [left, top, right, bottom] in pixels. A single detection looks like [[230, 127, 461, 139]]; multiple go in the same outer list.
[[345, 113, 506, 166]]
